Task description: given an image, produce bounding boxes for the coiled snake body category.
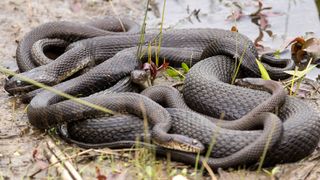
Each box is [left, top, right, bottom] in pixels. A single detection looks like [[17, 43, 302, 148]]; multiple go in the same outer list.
[[4, 17, 320, 169]]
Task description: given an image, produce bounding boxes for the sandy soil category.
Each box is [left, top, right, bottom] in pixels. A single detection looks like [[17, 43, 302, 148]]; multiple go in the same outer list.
[[0, 0, 320, 179]]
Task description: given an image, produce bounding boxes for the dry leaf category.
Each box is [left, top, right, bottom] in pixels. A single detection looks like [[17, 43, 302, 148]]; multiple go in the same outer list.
[[303, 38, 320, 59]]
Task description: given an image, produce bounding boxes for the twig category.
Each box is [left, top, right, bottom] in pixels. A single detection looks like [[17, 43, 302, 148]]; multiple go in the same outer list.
[[45, 140, 83, 180], [202, 161, 217, 180], [45, 148, 74, 180]]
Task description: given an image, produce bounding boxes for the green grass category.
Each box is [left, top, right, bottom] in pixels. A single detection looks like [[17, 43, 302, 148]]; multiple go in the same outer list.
[[257, 116, 277, 172], [136, 0, 150, 58], [284, 58, 317, 96], [231, 40, 249, 84], [155, 0, 166, 67], [256, 59, 271, 80]]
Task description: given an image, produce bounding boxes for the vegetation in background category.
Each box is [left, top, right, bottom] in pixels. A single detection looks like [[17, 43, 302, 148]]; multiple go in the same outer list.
[[226, 0, 282, 50]]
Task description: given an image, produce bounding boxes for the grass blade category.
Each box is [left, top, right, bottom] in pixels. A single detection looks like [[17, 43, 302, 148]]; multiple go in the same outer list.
[[256, 59, 271, 80], [0, 66, 116, 115]]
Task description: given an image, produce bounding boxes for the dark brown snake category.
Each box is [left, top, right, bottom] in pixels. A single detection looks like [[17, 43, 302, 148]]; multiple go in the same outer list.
[[3, 17, 320, 169]]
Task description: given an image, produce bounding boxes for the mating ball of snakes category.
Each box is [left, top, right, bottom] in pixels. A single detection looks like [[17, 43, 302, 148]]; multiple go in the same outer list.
[[4, 17, 320, 170]]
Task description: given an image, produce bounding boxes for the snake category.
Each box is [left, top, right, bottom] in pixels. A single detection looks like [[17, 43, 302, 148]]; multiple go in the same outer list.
[[3, 17, 320, 168], [15, 17, 140, 72], [57, 77, 285, 169]]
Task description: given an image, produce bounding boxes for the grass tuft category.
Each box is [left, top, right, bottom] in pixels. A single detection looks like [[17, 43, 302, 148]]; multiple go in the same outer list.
[[155, 0, 167, 67], [231, 40, 249, 84], [136, 0, 150, 58]]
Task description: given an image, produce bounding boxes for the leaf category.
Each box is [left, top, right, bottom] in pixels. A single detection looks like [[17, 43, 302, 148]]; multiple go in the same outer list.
[[256, 59, 271, 80], [227, 10, 244, 21], [166, 68, 180, 77], [259, 14, 269, 30], [285, 37, 305, 49], [181, 63, 190, 73], [284, 64, 317, 77], [158, 60, 169, 71], [265, 30, 273, 37], [303, 38, 320, 59], [254, 30, 264, 49]]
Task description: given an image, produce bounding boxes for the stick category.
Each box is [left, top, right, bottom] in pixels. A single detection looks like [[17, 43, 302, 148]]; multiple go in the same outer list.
[[45, 140, 83, 180]]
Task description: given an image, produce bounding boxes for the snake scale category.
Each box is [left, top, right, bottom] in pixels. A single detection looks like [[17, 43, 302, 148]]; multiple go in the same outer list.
[[4, 17, 320, 169]]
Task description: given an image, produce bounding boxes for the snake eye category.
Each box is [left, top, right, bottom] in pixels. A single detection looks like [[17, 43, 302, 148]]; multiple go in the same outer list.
[[16, 80, 22, 86], [192, 139, 199, 145]]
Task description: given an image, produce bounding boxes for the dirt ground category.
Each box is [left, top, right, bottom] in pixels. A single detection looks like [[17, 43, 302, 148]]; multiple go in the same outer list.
[[0, 0, 320, 179]]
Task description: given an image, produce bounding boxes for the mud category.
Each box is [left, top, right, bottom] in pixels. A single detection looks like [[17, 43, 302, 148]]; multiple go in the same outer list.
[[0, 0, 319, 179]]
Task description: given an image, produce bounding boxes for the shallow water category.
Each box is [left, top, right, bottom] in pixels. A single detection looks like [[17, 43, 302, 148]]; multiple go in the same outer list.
[[148, 0, 320, 80]]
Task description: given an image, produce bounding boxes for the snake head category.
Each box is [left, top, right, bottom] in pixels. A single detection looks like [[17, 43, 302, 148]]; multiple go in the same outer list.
[[235, 78, 282, 93], [4, 69, 55, 95], [4, 76, 35, 95], [154, 134, 205, 153], [235, 78, 265, 87], [131, 69, 151, 89], [235, 78, 270, 90]]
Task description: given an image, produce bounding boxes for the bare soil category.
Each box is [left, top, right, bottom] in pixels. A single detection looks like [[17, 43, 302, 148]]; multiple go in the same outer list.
[[0, 0, 320, 179]]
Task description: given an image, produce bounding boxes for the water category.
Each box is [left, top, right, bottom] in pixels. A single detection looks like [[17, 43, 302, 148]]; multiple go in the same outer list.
[[148, 0, 320, 80]]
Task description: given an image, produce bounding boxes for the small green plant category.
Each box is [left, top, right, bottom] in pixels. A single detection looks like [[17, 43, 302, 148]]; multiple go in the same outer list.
[[284, 58, 316, 96], [47, 127, 57, 136], [181, 62, 190, 73], [166, 67, 185, 80], [165, 62, 190, 81], [273, 50, 281, 59]]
